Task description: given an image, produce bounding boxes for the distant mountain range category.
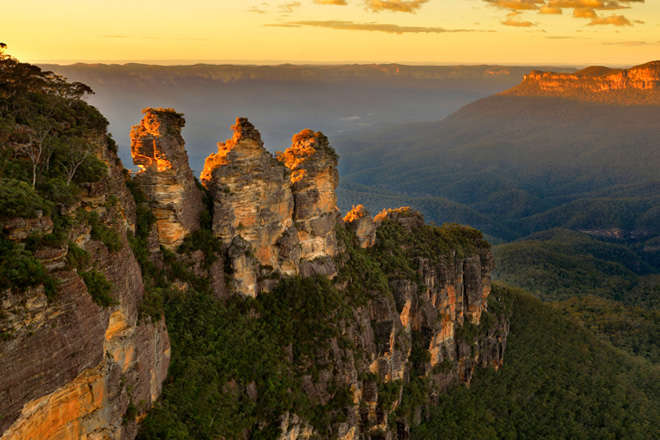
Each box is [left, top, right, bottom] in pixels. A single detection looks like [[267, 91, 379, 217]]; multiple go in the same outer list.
[[43, 63, 572, 171], [336, 61, 660, 242]]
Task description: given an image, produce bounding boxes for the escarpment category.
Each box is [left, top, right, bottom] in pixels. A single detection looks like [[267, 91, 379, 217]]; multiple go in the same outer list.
[[0, 113, 170, 439], [130, 108, 204, 249], [2, 89, 509, 440], [504, 60, 660, 105]]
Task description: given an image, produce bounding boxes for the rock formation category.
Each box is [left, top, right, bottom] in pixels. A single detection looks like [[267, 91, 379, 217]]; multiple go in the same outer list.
[[200, 119, 342, 296], [131, 107, 203, 249], [278, 129, 340, 276], [1, 131, 170, 440], [284, 208, 506, 438], [504, 60, 660, 105], [2, 103, 508, 440], [343, 204, 376, 248], [201, 118, 298, 296]]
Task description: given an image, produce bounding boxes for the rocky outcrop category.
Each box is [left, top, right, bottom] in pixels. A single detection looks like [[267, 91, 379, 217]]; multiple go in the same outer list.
[[278, 129, 340, 277], [201, 119, 341, 296], [504, 61, 660, 105], [201, 118, 297, 296], [344, 205, 376, 249], [1, 130, 170, 440], [284, 208, 508, 439], [2, 101, 509, 440], [131, 107, 203, 249]]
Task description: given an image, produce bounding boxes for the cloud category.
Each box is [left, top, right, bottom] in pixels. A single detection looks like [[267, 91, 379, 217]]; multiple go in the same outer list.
[[539, 5, 563, 13], [266, 20, 481, 34], [314, 0, 348, 4], [589, 14, 632, 25], [365, 0, 431, 13], [483, 0, 645, 26], [502, 11, 536, 26], [248, 7, 267, 14], [279, 1, 301, 13], [602, 40, 659, 45], [573, 7, 597, 18]]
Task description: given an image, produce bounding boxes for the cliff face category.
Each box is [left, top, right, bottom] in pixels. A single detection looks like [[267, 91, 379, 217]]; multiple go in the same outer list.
[[276, 209, 508, 439], [504, 61, 660, 105], [130, 108, 203, 249], [0, 131, 170, 440], [2, 100, 509, 440]]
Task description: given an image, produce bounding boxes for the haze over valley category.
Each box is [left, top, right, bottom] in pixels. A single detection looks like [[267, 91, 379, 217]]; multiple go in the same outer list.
[[3, 1, 660, 439]]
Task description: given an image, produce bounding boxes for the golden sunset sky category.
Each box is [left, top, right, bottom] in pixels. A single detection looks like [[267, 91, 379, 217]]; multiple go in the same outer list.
[[5, 0, 660, 65]]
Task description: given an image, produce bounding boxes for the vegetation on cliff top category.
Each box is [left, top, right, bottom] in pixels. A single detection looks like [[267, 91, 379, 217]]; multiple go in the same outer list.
[[1, 46, 119, 302], [137, 214, 491, 439]]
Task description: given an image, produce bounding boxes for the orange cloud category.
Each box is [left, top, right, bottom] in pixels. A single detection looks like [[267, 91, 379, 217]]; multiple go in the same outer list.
[[365, 0, 431, 13], [483, 0, 645, 26], [502, 11, 537, 26], [589, 14, 632, 25], [573, 7, 597, 18], [266, 20, 480, 33], [314, 0, 348, 4]]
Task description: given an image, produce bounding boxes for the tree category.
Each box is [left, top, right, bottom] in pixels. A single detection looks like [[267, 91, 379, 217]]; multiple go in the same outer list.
[[60, 132, 104, 184], [14, 117, 52, 188]]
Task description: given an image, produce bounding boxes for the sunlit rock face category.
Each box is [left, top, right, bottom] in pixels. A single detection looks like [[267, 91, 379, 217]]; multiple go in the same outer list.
[[505, 61, 660, 104], [278, 129, 340, 277], [200, 119, 342, 296], [343, 205, 376, 249], [201, 118, 298, 297], [131, 108, 203, 249]]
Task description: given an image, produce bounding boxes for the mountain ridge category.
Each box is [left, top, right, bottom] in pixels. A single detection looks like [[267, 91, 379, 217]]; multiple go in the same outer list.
[[503, 60, 660, 105]]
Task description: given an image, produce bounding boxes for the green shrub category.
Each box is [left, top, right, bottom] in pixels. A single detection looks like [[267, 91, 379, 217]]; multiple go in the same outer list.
[[0, 178, 52, 218], [81, 269, 116, 306], [0, 236, 57, 298], [87, 211, 122, 252], [66, 241, 89, 270]]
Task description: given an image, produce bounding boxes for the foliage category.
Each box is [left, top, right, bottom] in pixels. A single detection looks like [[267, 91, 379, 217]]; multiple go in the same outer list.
[[66, 241, 90, 270], [137, 276, 350, 439], [493, 228, 660, 307], [0, 178, 52, 218], [80, 269, 116, 307], [0, 235, 57, 298], [412, 284, 660, 439], [554, 295, 660, 363], [86, 211, 122, 253]]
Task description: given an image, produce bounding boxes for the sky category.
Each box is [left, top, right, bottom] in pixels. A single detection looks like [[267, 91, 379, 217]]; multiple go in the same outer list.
[[4, 0, 660, 66]]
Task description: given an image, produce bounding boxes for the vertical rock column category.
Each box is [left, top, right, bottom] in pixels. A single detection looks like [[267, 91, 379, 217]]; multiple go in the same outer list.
[[131, 107, 203, 249], [201, 118, 298, 297], [278, 129, 340, 277]]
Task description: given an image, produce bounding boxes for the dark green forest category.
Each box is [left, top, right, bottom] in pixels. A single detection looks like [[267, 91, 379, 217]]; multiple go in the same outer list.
[[413, 284, 660, 440]]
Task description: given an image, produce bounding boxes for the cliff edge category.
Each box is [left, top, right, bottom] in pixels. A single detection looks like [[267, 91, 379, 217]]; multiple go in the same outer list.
[[503, 61, 660, 105]]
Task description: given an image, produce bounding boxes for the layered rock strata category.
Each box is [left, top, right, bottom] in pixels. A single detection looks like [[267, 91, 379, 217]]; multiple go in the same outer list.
[[505, 60, 660, 104], [278, 129, 340, 276], [0, 133, 170, 440], [200, 119, 341, 296], [131, 107, 203, 249], [200, 118, 297, 296], [281, 208, 507, 439]]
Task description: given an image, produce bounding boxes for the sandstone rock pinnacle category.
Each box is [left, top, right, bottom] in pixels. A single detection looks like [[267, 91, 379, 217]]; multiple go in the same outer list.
[[130, 107, 204, 249], [278, 129, 340, 276], [201, 118, 298, 297], [344, 205, 376, 249]]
